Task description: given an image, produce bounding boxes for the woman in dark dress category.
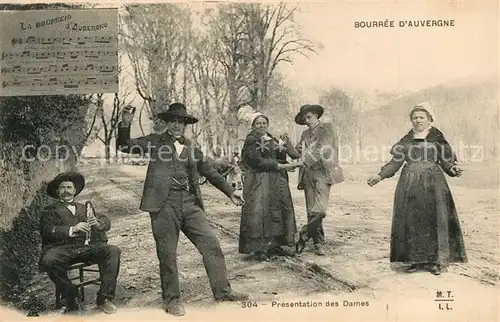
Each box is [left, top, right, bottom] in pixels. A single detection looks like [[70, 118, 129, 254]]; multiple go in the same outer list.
[[239, 113, 300, 260], [367, 102, 467, 275]]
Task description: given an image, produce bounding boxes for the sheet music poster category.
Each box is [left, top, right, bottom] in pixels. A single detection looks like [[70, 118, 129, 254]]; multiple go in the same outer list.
[[0, 8, 118, 96]]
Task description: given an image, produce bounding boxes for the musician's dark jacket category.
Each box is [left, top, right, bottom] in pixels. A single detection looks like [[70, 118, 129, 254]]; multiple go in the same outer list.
[[39, 201, 111, 258], [116, 122, 235, 213]]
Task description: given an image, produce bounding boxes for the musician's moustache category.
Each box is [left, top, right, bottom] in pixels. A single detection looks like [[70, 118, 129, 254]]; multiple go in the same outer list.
[[61, 192, 72, 197]]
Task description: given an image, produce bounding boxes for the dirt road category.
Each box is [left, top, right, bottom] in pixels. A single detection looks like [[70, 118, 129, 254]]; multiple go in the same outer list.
[[22, 162, 499, 321]]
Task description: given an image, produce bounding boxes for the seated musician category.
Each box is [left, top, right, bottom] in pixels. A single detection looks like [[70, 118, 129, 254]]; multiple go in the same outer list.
[[39, 172, 121, 314]]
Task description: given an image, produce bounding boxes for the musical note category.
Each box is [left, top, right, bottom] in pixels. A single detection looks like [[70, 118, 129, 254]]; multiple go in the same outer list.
[[94, 36, 113, 44], [35, 52, 51, 59], [98, 65, 116, 73]]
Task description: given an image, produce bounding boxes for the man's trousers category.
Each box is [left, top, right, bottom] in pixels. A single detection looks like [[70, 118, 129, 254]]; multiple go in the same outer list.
[[40, 243, 121, 309], [149, 189, 233, 309], [300, 172, 332, 244]]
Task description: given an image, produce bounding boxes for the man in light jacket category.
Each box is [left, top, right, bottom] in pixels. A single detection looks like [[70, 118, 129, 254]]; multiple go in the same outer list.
[[283, 104, 344, 256]]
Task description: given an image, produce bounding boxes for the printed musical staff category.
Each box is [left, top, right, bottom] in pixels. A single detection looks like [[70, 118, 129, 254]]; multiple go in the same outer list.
[[1, 64, 116, 74], [2, 76, 119, 88], [0, 8, 118, 96], [10, 35, 116, 46], [1, 50, 118, 60]]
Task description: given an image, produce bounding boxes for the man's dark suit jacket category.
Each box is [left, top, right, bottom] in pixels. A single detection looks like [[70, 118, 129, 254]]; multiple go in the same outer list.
[[39, 201, 111, 265], [116, 122, 235, 213]]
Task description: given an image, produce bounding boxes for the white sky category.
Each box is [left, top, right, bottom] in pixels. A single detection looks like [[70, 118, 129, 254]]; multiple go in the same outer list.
[[279, 1, 498, 100]]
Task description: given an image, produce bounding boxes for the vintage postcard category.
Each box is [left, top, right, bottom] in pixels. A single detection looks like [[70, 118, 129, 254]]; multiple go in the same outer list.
[[0, 1, 498, 322]]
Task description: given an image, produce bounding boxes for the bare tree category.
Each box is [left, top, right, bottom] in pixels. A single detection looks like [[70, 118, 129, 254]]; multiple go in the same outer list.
[[82, 49, 136, 162], [92, 54, 136, 163], [188, 9, 236, 152], [207, 4, 253, 148], [263, 72, 294, 134], [121, 4, 193, 118], [94, 90, 135, 163], [120, 3, 316, 152], [206, 3, 315, 148], [189, 36, 215, 149], [351, 95, 371, 157], [319, 88, 357, 157], [83, 94, 101, 144], [239, 3, 315, 111]]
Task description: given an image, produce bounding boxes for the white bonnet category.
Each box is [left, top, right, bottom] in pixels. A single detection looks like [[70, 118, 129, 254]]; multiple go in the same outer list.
[[237, 106, 268, 125], [249, 112, 269, 126], [410, 102, 436, 123]]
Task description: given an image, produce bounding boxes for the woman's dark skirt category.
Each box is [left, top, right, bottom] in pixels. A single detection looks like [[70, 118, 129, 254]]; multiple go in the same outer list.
[[239, 169, 296, 254], [390, 162, 467, 265]]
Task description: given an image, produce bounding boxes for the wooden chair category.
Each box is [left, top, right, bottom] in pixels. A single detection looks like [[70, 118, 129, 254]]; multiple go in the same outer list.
[[55, 262, 101, 309]]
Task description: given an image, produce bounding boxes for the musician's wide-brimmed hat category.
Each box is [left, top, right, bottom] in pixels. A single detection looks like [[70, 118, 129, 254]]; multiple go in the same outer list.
[[157, 103, 199, 125], [47, 172, 85, 199], [295, 104, 324, 125]]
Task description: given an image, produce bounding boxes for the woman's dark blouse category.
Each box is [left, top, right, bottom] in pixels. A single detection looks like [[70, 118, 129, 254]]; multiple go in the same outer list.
[[241, 130, 287, 171], [378, 127, 458, 179]]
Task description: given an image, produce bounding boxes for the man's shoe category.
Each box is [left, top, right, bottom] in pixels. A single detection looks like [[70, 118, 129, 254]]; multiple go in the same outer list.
[[314, 244, 326, 256], [58, 306, 68, 315], [49, 306, 68, 316], [216, 290, 249, 302], [166, 303, 185, 316], [254, 251, 269, 261], [406, 264, 418, 273], [98, 299, 117, 314]]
